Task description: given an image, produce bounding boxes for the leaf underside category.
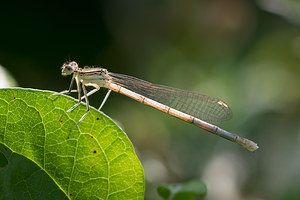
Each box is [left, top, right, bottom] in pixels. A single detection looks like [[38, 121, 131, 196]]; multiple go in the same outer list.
[[0, 88, 144, 200]]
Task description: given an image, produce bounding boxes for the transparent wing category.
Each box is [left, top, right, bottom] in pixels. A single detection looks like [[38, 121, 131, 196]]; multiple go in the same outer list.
[[109, 72, 232, 123]]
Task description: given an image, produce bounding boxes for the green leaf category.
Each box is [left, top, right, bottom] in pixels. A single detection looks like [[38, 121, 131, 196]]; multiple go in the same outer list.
[[0, 149, 8, 168], [157, 180, 207, 200], [0, 88, 145, 199], [0, 143, 67, 199]]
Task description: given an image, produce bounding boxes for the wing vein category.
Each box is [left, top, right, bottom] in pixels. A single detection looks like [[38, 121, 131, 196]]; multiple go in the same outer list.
[[109, 72, 232, 122]]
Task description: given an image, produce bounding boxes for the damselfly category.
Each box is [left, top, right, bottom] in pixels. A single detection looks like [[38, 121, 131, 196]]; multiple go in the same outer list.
[[50, 61, 258, 152]]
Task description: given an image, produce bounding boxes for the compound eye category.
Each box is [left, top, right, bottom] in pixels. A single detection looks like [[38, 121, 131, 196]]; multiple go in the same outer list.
[[61, 63, 75, 76], [65, 65, 72, 70], [69, 61, 78, 69]]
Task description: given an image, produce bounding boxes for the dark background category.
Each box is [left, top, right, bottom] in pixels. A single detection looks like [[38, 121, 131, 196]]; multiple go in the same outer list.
[[1, 0, 300, 199]]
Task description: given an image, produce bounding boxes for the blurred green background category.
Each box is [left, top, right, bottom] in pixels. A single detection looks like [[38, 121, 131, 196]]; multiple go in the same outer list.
[[1, 0, 300, 199]]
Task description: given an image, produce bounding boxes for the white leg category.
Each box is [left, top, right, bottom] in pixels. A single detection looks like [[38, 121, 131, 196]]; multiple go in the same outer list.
[[98, 89, 111, 111], [59, 88, 99, 119], [47, 89, 79, 98], [80, 87, 100, 100], [68, 84, 90, 138], [47, 74, 77, 98], [59, 77, 82, 122], [59, 101, 81, 122], [60, 90, 78, 94]]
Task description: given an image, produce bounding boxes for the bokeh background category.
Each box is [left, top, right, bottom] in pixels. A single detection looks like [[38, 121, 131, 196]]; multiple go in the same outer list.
[[1, 0, 300, 199]]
